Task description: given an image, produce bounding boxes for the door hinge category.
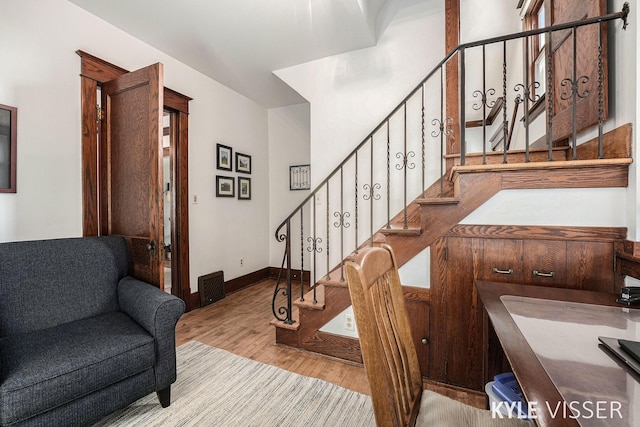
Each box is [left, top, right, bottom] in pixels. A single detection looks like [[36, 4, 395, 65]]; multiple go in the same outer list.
[[96, 105, 104, 121], [445, 245, 448, 261]]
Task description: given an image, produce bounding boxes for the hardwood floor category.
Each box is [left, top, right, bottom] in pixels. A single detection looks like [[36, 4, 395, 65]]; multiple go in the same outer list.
[[175, 279, 371, 395], [175, 278, 487, 408]]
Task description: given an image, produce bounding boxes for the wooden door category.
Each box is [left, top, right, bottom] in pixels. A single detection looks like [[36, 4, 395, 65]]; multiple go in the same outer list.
[[101, 63, 164, 288], [550, 0, 607, 142]]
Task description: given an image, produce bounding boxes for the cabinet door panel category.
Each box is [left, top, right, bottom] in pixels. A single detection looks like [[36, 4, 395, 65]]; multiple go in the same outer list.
[[567, 241, 615, 293], [523, 240, 567, 287], [445, 237, 484, 390], [405, 297, 430, 378], [479, 239, 523, 284]]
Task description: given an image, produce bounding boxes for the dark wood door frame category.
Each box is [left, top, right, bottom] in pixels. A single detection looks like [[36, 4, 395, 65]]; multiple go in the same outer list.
[[77, 50, 195, 310]]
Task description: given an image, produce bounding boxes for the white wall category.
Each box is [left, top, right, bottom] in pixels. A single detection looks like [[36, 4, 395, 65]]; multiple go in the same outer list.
[[0, 0, 272, 291], [268, 103, 311, 267], [275, 0, 446, 188]]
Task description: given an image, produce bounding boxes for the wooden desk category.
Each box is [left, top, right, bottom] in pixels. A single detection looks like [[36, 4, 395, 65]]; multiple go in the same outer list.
[[477, 281, 639, 427]]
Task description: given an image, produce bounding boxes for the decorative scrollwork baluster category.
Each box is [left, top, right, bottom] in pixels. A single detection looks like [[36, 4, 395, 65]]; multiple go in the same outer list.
[[472, 88, 497, 111], [395, 151, 416, 171], [363, 183, 381, 201], [560, 76, 590, 101]]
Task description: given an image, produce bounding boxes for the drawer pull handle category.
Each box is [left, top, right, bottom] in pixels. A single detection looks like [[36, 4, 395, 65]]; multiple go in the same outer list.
[[533, 270, 555, 278], [493, 268, 513, 275]]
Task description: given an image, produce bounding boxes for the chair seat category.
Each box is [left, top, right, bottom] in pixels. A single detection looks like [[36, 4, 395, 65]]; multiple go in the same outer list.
[[0, 311, 154, 425], [417, 390, 532, 427]]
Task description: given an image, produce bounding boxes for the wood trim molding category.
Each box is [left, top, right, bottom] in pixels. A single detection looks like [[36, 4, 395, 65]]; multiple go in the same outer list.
[[616, 240, 640, 281], [446, 224, 627, 242], [77, 50, 193, 310]]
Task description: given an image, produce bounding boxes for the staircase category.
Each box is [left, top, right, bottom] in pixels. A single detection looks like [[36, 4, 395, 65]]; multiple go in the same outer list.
[[271, 6, 631, 363]]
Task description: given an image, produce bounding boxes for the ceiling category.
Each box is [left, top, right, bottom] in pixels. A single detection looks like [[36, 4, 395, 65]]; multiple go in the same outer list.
[[68, 0, 389, 108]]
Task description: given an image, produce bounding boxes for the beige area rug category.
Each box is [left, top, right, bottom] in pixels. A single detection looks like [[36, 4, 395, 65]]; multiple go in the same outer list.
[[93, 341, 375, 426]]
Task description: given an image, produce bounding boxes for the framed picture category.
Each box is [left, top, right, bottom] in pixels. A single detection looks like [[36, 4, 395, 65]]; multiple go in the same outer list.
[[0, 104, 17, 193], [216, 175, 235, 197], [238, 177, 251, 200], [216, 143, 233, 171], [235, 152, 251, 174], [290, 164, 310, 190]]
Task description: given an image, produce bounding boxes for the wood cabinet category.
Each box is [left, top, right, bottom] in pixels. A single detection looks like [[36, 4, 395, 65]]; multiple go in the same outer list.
[[428, 225, 625, 391], [404, 287, 431, 378]]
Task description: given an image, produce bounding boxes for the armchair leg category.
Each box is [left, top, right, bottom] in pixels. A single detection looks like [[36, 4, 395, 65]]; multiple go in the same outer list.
[[157, 386, 171, 408]]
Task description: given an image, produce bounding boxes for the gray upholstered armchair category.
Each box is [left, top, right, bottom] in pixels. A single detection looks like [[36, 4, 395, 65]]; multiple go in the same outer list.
[[0, 236, 185, 427]]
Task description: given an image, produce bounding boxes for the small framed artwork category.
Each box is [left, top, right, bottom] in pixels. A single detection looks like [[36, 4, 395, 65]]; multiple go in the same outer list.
[[0, 103, 17, 193], [238, 177, 251, 200], [290, 164, 310, 190], [216, 175, 235, 197], [236, 152, 251, 174], [216, 143, 233, 171]]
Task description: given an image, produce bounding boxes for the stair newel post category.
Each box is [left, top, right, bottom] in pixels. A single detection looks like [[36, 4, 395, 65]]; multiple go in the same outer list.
[[502, 40, 509, 165], [459, 47, 466, 166]]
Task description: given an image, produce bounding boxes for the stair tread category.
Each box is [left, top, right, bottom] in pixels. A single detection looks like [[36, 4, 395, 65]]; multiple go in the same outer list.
[[270, 308, 300, 330], [452, 157, 632, 173], [379, 224, 422, 235], [415, 197, 460, 205], [294, 285, 325, 310]]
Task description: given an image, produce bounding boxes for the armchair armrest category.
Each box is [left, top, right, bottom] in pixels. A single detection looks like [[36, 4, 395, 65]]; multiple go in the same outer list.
[[117, 276, 186, 390]]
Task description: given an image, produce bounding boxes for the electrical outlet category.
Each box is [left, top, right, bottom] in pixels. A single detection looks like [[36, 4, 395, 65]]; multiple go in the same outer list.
[[344, 313, 355, 331], [192, 194, 198, 204], [240, 258, 244, 267]]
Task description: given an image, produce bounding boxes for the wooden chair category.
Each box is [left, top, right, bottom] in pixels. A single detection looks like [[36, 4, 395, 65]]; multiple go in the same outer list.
[[344, 245, 530, 427]]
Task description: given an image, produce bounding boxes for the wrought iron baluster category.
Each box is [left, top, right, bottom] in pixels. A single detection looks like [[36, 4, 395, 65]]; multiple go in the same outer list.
[[524, 35, 531, 161], [307, 200, 321, 304], [502, 40, 508, 164], [386, 121, 391, 229], [597, 21, 604, 159], [546, 28, 554, 161], [460, 47, 466, 166], [439, 66, 444, 197], [560, 26, 590, 160], [431, 117, 452, 197], [299, 209, 304, 301], [421, 84, 426, 198], [333, 166, 351, 281], [272, 221, 294, 324], [395, 104, 415, 229], [368, 136, 375, 246], [325, 183, 330, 279], [354, 152, 358, 254]]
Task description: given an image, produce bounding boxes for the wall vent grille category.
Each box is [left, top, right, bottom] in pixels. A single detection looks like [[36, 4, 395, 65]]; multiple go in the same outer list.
[[198, 271, 225, 307]]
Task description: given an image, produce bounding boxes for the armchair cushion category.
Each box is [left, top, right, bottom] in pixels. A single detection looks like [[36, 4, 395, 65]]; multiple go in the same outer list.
[[0, 312, 154, 426]]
